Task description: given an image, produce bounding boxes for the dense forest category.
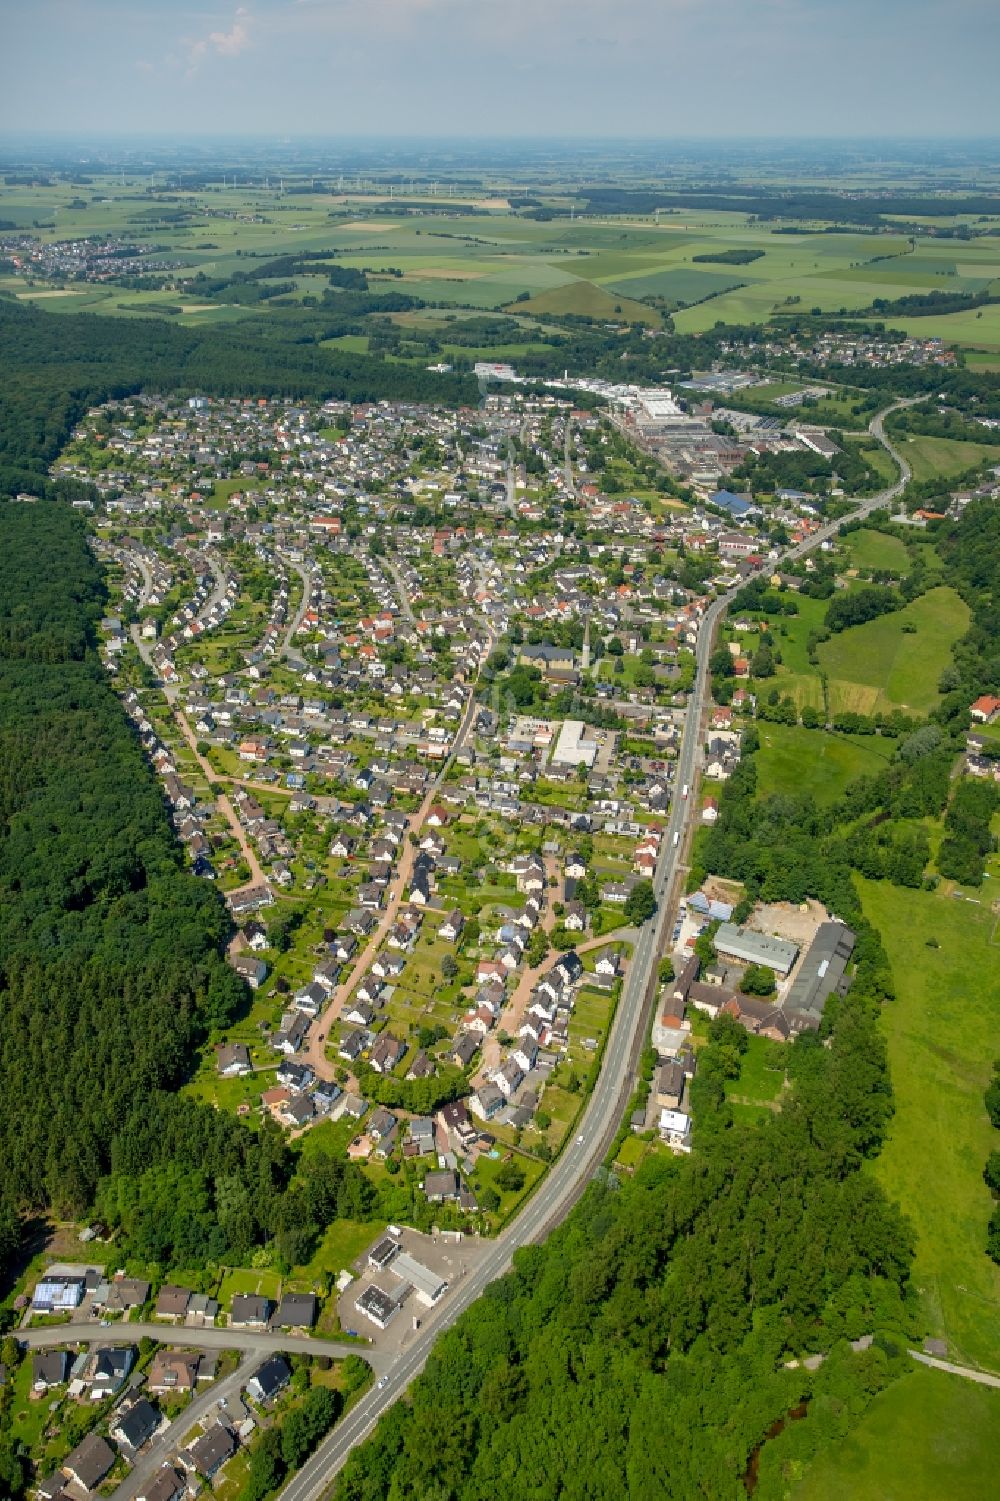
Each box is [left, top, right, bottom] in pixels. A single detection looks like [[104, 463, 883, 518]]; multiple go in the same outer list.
[[580, 185, 1000, 225], [0, 504, 375, 1289]]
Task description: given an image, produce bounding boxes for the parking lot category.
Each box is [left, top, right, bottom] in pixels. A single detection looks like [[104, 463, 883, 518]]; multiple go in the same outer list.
[[338, 1226, 492, 1355]]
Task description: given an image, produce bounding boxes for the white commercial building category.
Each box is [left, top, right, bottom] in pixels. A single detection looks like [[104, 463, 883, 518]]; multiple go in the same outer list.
[[550, 719, 598, 771], [391, 1252, 448, 1308]]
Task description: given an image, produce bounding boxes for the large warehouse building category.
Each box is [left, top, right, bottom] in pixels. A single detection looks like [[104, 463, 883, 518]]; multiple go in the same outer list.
[[714, 923, 799, 977]]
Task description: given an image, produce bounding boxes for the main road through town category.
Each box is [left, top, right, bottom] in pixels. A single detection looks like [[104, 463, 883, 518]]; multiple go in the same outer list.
[[278, 401, 917, 1499]]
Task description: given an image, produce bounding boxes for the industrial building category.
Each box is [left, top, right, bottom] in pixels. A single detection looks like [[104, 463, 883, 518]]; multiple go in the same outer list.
[[783, 922, 856, 1030], [390, 1251, 448, 1308], [714, 923, 799, 977]]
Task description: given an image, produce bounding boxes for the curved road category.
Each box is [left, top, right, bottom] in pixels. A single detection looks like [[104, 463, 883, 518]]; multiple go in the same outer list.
[[278, 406, 918, 1499], [281, 557, 317, 670]]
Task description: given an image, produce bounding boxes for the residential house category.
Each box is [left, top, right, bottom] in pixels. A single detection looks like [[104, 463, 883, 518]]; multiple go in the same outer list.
[[136, 1466, 187, 1501], [271, 1293, 318, 1329], [438, 910, 464, 942], [181, 1424, 237, 1481], [370, 1034, 407, 1075], [247, 1355, 290, 1404], [111, 1398, 161, 1452], [423, 1169, 461, 1203], [32, 1351, 70, 1392], [230, 1295, 271, 1329], [147, 1350, 200, 1394], [154, 1285, 191, 1322], [367, 1107, 399, 1156], [451, 1031, 479, 1068], [63, 1434, 116, 1493], [216, 1043, 252, 1077]]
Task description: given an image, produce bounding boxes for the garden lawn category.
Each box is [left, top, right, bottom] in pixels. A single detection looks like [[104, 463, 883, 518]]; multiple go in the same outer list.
[[216, 1266, 282, 1306], [817, 585, 970, 717], [793, 1365, 1000, 1501], [755, 723, 892, 805], [859, 877, 1000, 1371], [731, 1034, 787, 1106]]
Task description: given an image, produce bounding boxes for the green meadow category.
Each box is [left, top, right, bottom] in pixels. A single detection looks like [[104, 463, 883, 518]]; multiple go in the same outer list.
[[755, 722, 892, 804], [897, 433, 1000, 484], [860, 877, 1000, 1372], [841, 527, 911, 575], [794, 1365, 1000, 1501], [816, 585, 970, 716]]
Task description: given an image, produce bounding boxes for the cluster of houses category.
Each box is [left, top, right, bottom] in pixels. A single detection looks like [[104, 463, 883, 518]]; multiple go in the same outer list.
[[966, 694, 1000, 781], [25, 1263, 323, 1501]]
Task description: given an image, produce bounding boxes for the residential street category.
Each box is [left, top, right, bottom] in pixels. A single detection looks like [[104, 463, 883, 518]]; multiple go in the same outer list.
[[274, 401, 918, 1499], [302, 659, 488, 1082]]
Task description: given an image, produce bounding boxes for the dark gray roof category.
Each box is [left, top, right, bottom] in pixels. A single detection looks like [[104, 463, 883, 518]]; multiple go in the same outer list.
[[115, 1397, 160, 1450], [65, 1432, 115, 1489], [272, 1292, 317, 1327], [784, 921, 856, 1027], [249, 1355, 290, 1401]]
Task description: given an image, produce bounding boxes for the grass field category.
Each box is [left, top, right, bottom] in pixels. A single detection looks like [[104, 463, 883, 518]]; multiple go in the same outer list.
[[817, 585, 970, 716], [604, 266, 744, 304], [292, 1219, 385, 1283], [794, 1365, 1000, 1501], [841, 527, 911, 574], [755, 723, 893, 804], [217, 1266, 283, 1306], [860, 878, 1000, 1371], [887, 304, 1000, 351], [898, 433, 1000, 483]]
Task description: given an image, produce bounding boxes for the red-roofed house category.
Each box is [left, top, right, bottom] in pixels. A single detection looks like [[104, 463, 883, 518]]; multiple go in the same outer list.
[[970, 695, 1000, 724]]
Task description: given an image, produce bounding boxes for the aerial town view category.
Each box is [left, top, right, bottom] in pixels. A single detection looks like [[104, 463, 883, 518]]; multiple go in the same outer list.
[[1, 4, 999, 1500]]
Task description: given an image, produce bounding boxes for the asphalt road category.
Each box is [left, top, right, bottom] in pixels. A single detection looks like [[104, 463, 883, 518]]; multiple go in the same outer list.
[[386, 559, 417, 627], [275, 400, 918, 1500], [110, 1349, 257, 1501], [281, 557, 317, 669], [18, 1321, 387, 1370]]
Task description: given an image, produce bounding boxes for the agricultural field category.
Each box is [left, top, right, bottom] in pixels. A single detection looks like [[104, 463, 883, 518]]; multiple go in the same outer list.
[[816, 585, 970, 717], [860, 877, 1000, 1373], [755, 723, 893, 805], [794, 1365, 1000, 1501], [5, 178, 1000, 351]]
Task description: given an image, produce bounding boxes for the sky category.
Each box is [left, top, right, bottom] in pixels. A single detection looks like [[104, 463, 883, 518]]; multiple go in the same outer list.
[[2, 0, 998, 140]]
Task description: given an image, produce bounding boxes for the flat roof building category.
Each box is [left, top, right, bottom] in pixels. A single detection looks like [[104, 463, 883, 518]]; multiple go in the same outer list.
[[368, 1234, 401, 1272], [355, 1285, 399, 1330], [550, 719, 598, 771], [390, 1252, 448, 1308], [714, 923, 799, 977]]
